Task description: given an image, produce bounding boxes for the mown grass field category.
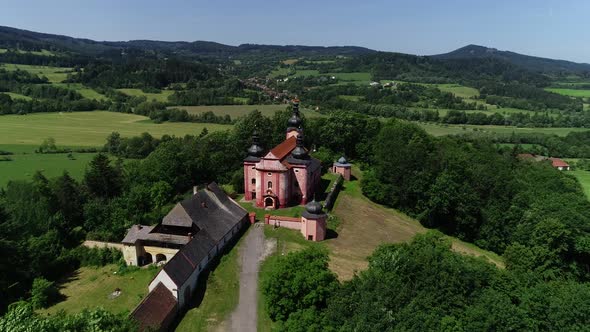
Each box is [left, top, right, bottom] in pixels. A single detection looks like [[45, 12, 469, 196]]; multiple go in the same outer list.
[[117, 88, 174, 102], [571, 170, 590, 199], [173, 104, 323, 118], [545, 88, 590, 98], [435, 83, 480, 99], [0, 63, 72, 83], [40, 264, 159, 315], [0, 111, 232, 146]]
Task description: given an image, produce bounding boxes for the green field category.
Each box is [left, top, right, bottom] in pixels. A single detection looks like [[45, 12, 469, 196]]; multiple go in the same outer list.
[[40, 264, 159, 315], [0, 111, 232, 146], [117, 88, 174, 102], [53, 83, 108, 100], [545, 88, 590, 98], [436, 83, 480, 99], [270, 67, 371, 84], [571, 170, 590, 199], [417, 122, 590, 137], [3, 92, 32, 100], [0, 48, 55, 56], [173, 104, 323, 118], [0, 63, 72, 83]]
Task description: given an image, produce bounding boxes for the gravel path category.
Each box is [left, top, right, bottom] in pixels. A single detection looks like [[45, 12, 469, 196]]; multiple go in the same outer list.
[[225, 224, 275, 332]]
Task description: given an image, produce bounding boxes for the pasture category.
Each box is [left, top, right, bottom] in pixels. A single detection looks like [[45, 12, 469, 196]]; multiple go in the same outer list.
[[545, 88, 590, 98], [417, 122, 590, 137], [173, 104, 323, 118], [435, 83, 479, 99], [0, 63, 72, 83], [0, 111, 232, 146], [39, 264, 159, 315], [53, 83, 108, 100], [3, 92, 32, 100], [117, 88, 174, 102], [571, 170, 590, 199]]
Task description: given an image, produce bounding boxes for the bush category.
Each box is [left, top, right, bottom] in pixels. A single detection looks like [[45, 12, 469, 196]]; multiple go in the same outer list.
[[30, 277, 59, 309], [69, 246, 122, 267]]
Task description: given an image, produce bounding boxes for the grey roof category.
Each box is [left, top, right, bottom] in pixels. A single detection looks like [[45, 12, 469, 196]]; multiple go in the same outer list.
[[163, 230, 217, 286], [122, 225, 156, 245], [338, 156, 348, 164]]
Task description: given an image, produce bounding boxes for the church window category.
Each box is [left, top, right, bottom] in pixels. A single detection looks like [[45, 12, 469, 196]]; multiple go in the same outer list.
[[251, 178, 256, 185], [268, 181, 273, 189], [267, 172, 272, 176], [295, 169, 299, 173]]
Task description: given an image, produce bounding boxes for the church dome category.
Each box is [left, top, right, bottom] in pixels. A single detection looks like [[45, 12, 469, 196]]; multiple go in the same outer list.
[[338, 156, 348, 164], [287, 100, 302, 128], [291, 135, 308, 159], [247, 132, 264, 157], [305, 199, 323, 215]]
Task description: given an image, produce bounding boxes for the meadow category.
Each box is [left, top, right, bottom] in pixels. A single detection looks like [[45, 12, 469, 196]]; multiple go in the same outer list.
[[418, 122, 590, 137], [53, 83, 108, 100], [39, 264, 159, 315], [173, 104, 323, 118], [571, 170, 590, 199], [0, 63, 72, 83], [117, 88, 174, 102], [0, 111, 232, 146], [545, 88, 590, 98]]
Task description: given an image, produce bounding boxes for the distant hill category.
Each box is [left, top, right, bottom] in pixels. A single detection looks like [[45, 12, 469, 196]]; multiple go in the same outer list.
[[434, 44, 590, 75], [0, 25, 375, 58]]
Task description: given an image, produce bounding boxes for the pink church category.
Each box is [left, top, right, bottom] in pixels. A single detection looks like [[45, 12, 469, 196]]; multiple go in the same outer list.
[[243, 101, 321, 209]]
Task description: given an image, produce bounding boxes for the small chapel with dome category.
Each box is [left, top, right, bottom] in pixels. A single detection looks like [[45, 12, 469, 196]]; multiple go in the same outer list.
[[243, 100, 321, 209]]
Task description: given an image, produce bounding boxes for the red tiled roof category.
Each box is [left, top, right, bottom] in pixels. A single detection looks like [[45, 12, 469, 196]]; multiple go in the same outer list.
[[269, 136, 297, 160], [131, 282, 178, 331], [550, 158, 569, 168]]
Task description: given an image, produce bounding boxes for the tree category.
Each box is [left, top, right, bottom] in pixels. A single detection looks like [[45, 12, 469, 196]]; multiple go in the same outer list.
[[83, 153, 122, 198], [30, 277, 59, 309]]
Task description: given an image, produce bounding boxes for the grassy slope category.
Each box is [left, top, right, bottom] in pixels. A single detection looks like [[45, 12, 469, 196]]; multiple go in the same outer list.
[[117, 88, 174, 102], [545, 88, 590, 98], [417, 122, 589, 137], [1, 63, 72, 83], [175, 231, 243, 332], [40, 264, 159, 315], [173, 104, 316, 118], [53, 83, 108, 100], [571, 170, 590, 199], [0, 111, 232, 146]]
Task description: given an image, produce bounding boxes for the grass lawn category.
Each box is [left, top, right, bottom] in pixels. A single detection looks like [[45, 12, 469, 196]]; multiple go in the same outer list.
[[0, 111, 233, 146], [53, 83, 108, 100], [117, 88, 174, 102], [175, 231, 244, 332], [0, 63, 72, 83], [173, 104, 324, 118], [571, 170, 590, 200], [545, 88, 590, 98], [40, 264, 159, 315], [435, 83, 479, 99]]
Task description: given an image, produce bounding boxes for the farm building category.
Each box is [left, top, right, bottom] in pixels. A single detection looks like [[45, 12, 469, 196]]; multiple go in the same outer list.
[[243, 100, 321, 209], [122, 182, 248, 331], [517, 154, 571, 171]]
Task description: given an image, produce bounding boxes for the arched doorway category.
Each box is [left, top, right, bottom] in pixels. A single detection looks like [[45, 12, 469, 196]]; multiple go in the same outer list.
[[143, 253, 153, 265], [264, 197, 275, 208], [155, 253, 167, 264]]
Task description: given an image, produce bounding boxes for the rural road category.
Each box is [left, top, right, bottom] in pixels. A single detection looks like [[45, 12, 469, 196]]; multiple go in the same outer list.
[[226, 224, 274, 332]]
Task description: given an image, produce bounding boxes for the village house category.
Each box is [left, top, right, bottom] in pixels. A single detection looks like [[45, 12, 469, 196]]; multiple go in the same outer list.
[[122, 182, 248, 331], [517, 154, 571, 171], [243, 100, 321, 209]]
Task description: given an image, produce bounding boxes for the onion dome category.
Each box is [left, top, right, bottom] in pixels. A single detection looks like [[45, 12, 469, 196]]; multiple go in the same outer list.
[[305, 199, 323, 215], [291, 134, 308, 159], [247, 131, 264, 157], [287, 100, 302, 128]]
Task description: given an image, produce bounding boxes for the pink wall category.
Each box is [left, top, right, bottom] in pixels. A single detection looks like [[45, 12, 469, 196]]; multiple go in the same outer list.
[[333, 166, 351, 181], [266, 214, 327, 241]]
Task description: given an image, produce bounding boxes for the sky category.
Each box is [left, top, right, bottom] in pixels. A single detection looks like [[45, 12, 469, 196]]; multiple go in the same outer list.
[[1, 0, 589, 62]]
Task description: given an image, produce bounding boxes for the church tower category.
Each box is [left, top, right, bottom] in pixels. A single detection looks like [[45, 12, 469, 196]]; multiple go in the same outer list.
[[286, 99, 302, 140]]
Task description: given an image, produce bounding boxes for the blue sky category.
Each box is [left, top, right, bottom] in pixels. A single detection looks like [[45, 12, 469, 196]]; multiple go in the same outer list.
[[1, 0, 589, 62]]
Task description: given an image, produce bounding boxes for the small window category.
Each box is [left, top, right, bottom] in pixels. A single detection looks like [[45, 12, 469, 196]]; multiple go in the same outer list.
[[251, 166, 255, 169], [251, 178, 256, 185], [267, 172, 272, 176], [268, 181, 272, 189], [295, 169, 299, 173]]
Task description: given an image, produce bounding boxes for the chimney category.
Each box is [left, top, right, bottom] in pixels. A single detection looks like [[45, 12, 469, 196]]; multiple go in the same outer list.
[[193, 186, 198, 195]]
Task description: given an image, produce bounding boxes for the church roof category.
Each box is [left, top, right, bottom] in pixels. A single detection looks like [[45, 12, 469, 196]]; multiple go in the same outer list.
[[268, 135, 297, 160]]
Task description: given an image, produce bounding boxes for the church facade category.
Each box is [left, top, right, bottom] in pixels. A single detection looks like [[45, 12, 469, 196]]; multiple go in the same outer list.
[[243, 100, 321, 209]]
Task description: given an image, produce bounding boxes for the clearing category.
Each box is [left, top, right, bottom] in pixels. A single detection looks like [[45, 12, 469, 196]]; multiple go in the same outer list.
[[117, 88, 174, 102], [0, 63, 72, 83], [173, 104, 323, 118], [0, 111, 232, 146], [417, 122, 590, 137], [545, 88, 590, 98], [571, 170, 590, 200], [39, 264, 159, 315]]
